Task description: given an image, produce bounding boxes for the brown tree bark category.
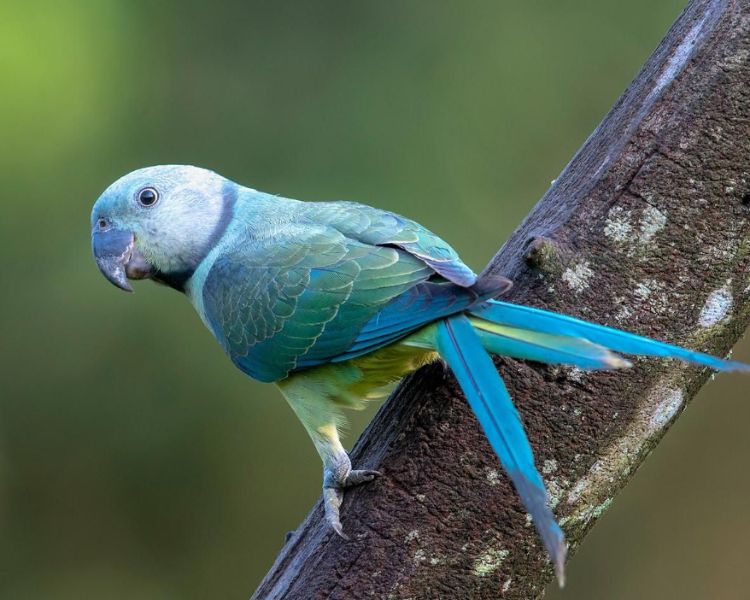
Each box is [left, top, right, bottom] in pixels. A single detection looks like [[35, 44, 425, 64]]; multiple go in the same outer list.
[[253, 1, 750, 597]]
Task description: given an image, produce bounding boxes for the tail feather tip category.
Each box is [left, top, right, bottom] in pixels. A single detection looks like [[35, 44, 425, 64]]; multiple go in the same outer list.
[[725, 359, 750, 373], [608, 355, 633, 370], [553, 541, 568, 588]]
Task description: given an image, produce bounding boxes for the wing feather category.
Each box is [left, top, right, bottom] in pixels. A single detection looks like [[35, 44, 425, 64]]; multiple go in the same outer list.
[[201, 201, 484, 381]]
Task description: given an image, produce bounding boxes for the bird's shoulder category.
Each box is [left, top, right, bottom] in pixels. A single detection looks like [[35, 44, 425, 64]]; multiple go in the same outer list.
[[227, 193, 476, 286]]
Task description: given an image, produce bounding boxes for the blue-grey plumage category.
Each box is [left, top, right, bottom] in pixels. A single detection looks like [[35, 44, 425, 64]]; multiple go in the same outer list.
[[91, 165, 750, 587]]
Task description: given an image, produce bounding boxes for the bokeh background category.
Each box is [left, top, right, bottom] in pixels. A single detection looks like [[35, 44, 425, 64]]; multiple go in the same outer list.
[[2, 1, 749, 598]]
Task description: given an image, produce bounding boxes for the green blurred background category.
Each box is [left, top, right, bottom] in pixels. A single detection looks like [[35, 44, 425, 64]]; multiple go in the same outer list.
[[2, 1, 749, 598]]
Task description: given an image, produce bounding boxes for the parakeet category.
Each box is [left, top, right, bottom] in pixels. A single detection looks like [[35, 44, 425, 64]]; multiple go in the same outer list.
[[91, 165, 749, 585]]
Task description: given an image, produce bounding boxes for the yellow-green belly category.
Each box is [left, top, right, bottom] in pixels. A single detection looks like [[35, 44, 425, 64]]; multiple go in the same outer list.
[[280, 328, 440, 410]]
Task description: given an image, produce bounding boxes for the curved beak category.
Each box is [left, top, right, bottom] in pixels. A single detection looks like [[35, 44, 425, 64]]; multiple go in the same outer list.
[[92, 228, 153, 292]]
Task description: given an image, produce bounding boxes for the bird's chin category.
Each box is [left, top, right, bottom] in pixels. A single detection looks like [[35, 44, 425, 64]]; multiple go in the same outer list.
[[125, 251, 155, 281]]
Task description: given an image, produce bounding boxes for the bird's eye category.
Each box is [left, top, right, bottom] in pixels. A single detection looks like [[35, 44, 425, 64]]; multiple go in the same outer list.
[[137, 187, 159, 207]]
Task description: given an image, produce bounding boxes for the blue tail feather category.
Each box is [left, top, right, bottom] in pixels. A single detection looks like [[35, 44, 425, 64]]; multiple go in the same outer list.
[[434, 299, 746, 584], [471, 300, 750, 372], [435, 315, 567, 584], [471, 318, 631, 370]]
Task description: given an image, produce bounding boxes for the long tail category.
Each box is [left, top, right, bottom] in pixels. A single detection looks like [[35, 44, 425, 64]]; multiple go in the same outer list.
[[435, 315, 567, 585], [431, 300, 748, 586], [470, 300, 750, 372]]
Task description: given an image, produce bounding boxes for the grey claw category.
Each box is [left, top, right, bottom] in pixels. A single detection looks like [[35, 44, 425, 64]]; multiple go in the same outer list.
[[332, 520, 349, 540], [344, 469, 382, 487], [323, 487, 349, 539], [322, 458, 382, 539]]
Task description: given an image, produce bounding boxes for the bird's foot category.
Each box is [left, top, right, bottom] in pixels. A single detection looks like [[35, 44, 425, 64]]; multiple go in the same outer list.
[[322, 455, 381, 539]]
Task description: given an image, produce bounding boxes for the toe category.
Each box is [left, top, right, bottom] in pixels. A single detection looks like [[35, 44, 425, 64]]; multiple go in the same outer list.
[[323, 487, 349, 540], [344, 469, 382, 487], [331, 520, 349, 540]]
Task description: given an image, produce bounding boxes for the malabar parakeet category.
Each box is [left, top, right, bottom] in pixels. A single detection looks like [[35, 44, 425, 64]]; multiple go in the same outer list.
[[91, 165, 750, 585]]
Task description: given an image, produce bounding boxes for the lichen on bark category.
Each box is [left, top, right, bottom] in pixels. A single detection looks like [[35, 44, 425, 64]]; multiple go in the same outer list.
[[253, 2, 750, 598]]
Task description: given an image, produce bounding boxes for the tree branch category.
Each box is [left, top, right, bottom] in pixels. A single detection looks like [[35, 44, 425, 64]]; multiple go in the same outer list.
[[253, 1, 750, 597]]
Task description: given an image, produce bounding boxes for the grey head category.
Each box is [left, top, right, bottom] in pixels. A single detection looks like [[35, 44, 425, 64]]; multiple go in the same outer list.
[[90, 165, 237, 292]]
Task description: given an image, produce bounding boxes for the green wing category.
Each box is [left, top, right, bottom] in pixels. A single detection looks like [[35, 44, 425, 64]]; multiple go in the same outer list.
[[201, 201, 477, 382], [202, 226, 428, 381], [302, 201, 477, 286]]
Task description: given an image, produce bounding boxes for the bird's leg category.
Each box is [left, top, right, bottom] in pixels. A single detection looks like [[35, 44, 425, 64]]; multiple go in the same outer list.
[[278, 380, 381, 538], [320, 429, 381, 538]]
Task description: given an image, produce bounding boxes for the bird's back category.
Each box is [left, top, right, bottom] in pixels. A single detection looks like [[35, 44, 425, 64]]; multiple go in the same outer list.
[[190, 190, 488, 383]]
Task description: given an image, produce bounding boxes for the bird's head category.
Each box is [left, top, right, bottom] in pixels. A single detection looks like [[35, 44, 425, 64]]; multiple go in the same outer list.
[[91, 165, 234, 292]]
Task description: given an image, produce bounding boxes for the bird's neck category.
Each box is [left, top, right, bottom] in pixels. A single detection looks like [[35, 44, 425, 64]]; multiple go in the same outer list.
[[149, 181, 239, 293]]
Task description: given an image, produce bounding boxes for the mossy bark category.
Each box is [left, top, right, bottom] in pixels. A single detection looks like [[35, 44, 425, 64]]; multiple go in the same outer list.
[[253, 1, 750, 597]]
